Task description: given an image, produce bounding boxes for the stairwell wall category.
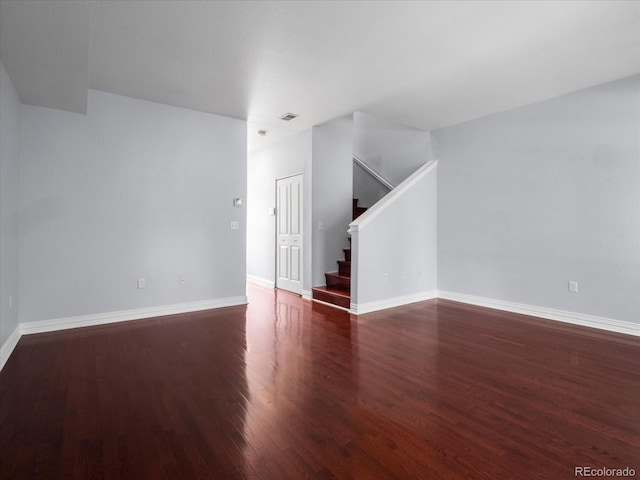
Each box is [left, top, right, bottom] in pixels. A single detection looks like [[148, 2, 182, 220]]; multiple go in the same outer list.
[[312, 115, 353, 287], [351, 163, 438, 313], [353, 111, 433, 208]]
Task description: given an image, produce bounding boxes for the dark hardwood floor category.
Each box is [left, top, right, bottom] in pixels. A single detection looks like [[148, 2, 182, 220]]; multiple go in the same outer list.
[[1, 285, 638, 479]]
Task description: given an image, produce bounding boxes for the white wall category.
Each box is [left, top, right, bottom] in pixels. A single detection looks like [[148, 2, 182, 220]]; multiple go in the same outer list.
[[0, 63, 21, 349], [353, 111, 433, 207], [433, 75, 640, 324], [312, 115, 353, 286], [351, 163, 438, 311], [19, 90, 247, 323], [247, 129, 312, 291]]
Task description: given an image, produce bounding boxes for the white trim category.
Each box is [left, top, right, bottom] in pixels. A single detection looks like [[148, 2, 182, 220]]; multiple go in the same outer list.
[[351, 290, 438, 315], [275, 171, 304, 181], [20, 296, 248, 335], [302, 289, 312, 300], [438, 291, 640, 337], [0, 325, 22, 372], [349, 159, 437, 232], [312, 297, 351, 312], [6, 289, 635, 372], [247, 274, 275, 289]]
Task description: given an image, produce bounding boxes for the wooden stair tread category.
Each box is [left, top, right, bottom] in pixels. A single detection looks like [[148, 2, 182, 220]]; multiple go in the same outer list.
[[312, 286, 350, 298], [312, 287, 351, 309]]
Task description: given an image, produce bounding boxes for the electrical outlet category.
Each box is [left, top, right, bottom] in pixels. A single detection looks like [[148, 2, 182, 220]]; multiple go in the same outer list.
[[568, 281, 578, 293], [138, 278, 146, 289], [179, 276, 186, 286], [230, 221, 239, 230], [382, 273, 388, 282]]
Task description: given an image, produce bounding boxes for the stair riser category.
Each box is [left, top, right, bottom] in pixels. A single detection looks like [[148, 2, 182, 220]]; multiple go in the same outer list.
[[338, 261, 351, 277], [343, 249, 351, 262], [326, 274, 350, 291], [312, 289, 350, 309]]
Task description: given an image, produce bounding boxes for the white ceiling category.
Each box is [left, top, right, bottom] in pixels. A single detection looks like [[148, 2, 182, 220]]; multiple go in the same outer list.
[[1, 0, 639, 152]]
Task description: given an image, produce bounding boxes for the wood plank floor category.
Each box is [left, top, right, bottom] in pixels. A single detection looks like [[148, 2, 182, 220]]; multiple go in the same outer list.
[[1, 285, 638, 479]]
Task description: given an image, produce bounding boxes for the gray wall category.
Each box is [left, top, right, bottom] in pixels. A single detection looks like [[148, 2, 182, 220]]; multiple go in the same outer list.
[[247, 129, 312, 291], [433, 75, 640, 323], [0, 63, 21, 346], [312, 115, 353, 287], [352, 164, 437, 307], [19, 90, 247, 323], [353, 111, 433, 208]]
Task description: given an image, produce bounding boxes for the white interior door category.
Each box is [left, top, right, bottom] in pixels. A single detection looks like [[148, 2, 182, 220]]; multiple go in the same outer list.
[[276, 174, 303, 294]]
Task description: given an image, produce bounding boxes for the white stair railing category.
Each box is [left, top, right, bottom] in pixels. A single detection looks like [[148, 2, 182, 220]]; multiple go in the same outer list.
[[353, 155, 394, 191]]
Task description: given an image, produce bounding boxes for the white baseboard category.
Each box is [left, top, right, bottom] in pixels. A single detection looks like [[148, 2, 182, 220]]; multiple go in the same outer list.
[[247, 274, 275, 289], [0, 325, 22, 372], [438, 291, 640, 337], [302, 289, 312, 300], [5, 289, 636, 372], [20, 296, 248, 335], [351, 290, 438, 315]]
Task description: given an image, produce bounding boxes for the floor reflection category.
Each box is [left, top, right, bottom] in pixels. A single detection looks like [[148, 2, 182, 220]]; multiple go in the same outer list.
[[241, 285, 360, 477]]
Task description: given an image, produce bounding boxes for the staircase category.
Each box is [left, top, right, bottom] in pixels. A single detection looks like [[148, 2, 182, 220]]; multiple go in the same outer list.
[[311, 199, 367, 309]]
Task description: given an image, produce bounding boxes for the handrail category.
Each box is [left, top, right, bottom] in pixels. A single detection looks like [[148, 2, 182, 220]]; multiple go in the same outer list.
[[353, 155, 394, 191], [349, 159, 438, 233]]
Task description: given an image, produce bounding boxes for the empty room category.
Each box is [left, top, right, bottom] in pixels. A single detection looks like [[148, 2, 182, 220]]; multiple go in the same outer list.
[[1, 1, 638, 479]]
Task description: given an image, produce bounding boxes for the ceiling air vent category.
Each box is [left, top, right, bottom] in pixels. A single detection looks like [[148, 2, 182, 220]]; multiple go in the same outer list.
[[280, 113, 299, 121]]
